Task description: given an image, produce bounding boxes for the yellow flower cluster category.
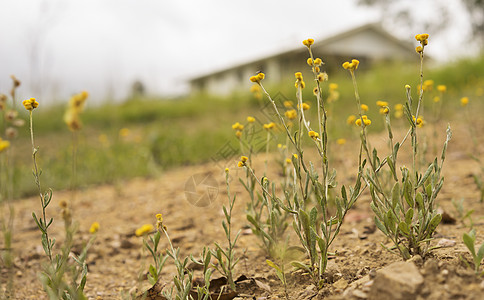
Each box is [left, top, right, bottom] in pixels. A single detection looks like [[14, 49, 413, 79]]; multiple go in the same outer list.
[[247, 116, 255, 123], [460, 97, 469, 107], [346, 115, 356, 125], [263, 122, 275, 130], [294, 72, 305, 89], [0, 138, 10, 152], [394, 104, 404, 119], [89, 222, 100, 234], [283, 101, 293, 108], [376, 100, 388, 107], [22, 98, 39, 111], [250, 84, 262, 100], [317, 72, 328, 82], [237, 155, 248, 167], [308, 130, 319, 140], [156, 213, 165, 231], [250, 72, 265, 83], [361, 104, 369, 112], [412, 115, 425, 128], [342, 59, 360, 71], [302, 38, 314, 47], [64, 91, 89, 131], [284, 109, 297, 120], [135, 224, 154, 236], [297, 102, 310, 111], [336, 138, 346, 145], [355, 115, 371, 126], [232, 121, 244, 138], [415, 33, 429, 53], [437, 85, 447, 93], [327, 83, 339, 103]]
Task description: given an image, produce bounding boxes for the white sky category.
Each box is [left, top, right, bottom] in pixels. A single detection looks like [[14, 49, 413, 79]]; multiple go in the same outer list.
[[0, 0, 473, 104]]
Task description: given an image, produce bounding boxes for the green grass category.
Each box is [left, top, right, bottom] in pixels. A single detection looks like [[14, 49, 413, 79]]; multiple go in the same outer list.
[[5, 53, 484, 198]]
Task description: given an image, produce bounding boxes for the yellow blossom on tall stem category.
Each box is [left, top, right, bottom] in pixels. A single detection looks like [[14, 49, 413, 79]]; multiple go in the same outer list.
[[89, 222, 100, 234], [22, 98, 39, 111], [460, 97, 469, 106]]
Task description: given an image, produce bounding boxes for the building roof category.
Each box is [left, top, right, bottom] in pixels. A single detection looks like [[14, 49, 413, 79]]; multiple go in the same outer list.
[[189, 23, 416, 83]]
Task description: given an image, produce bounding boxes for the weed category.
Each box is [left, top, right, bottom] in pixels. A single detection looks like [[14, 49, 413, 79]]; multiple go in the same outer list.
[[462, 229, 484, 275]]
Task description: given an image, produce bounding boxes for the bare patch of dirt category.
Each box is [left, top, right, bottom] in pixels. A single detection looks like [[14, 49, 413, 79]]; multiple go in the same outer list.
[[2, 121, 484, 299]]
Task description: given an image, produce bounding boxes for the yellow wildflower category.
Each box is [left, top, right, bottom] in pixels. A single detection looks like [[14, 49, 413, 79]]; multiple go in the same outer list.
[[313, 87, 319, 96], [415, 46, 423, 54], [314, 58, 322, 66], [119, 128, 130, 137], [336, 138, 346, 145], [237, 161, 244, 168], [346, 115, 356, 125], [232, 122, 244, 131], [283, 101, 294, 108], [433, 96, 440, 103], [308, 131, 319, 140], [342, 59, 359, 71], [314, 66, 320, 73], [284, 109, 297, 120], [235, 130, 242, 138], [135, 224, 154, 237], [22, 98, 39, 111], [156, 214, 163, 222], [302, 38, 314, 47], [317, 72, 328, 82], [241, 156, 248, 163], [0, 139, 10, 152], [297, 102, 310, 111], [361, 104, 369, 112], [285, 158, 292, 164], [250, 72, 265, 83], [250, 85, 260, 93], [307, 58, 313, 66], [293, 154, 298, 159], [355, 115, 371, 127], [294, 72, 305, 89], [394, 104, 404, 119], [329, 83, 338, 91], [263, 122, 275, 130], [89, 222, 100, 234], [379, 107, 389, 115], [412, 115, 425, 127], [225, 168, 229, 174], [460, 97, 469, 107], [376, 100, 388, 107], [246, 116, 255, 123], [437, 85, 446, 93]]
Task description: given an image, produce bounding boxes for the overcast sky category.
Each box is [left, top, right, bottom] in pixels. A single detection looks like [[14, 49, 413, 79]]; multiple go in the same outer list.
[[0, 0, 473, 105]]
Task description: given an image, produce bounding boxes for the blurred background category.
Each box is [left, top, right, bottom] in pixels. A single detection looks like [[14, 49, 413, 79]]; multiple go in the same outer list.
[[0, 0, 481, 103], [0, 0, 483, 198]]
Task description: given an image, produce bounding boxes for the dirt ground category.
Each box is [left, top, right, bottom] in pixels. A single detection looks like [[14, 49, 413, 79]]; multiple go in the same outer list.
[[2, 121, 484, 299]]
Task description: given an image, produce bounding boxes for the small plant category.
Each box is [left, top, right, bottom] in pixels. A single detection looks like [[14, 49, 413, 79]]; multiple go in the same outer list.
[[190, 247, 213, 300], [211, 168, 241, 291], [156, 214, 194, 300], [348, 34, 451, 259], [243, 38, 365, 287], [26, 97, 92, 299], [143, 228, 168, 285], [462, 229, 484, 275]]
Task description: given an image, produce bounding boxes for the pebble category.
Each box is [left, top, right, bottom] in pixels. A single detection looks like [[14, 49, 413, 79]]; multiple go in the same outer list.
[[369, 261, 423, 300]]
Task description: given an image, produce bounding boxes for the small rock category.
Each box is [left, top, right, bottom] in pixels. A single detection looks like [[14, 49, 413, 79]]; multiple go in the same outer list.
[[437, 238, 456, 248], [353, 289, 368, 299], [333, 278, 349, 290], [369, 261, 423, 300], [422, 258, 439, 275], [15, 270, 22, 277]]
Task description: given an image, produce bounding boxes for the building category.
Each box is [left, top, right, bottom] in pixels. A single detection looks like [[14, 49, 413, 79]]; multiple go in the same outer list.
[[189, 23, 417, 95]]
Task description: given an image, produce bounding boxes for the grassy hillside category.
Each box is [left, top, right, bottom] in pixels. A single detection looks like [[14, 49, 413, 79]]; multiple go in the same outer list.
[[4, 53, 484, 198]]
